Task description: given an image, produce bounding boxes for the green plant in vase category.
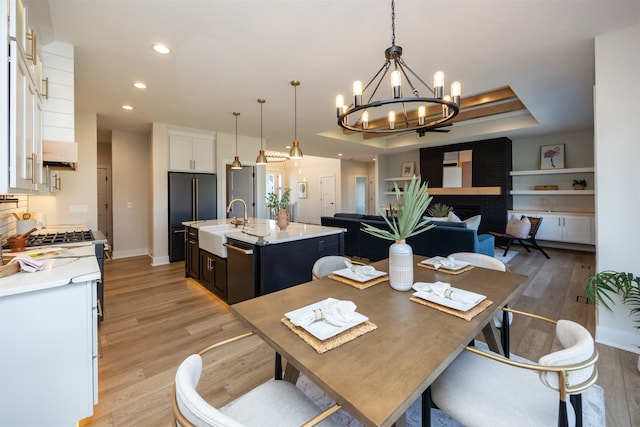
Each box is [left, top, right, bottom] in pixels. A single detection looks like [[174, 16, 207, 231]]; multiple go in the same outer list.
[[572, 179, 587, 189], [361, 176, 433, 291], [266, 188, 291, 212], [427, 202, 453, 218], [584, 270, 640, 370], [267, 188, 292, 229]]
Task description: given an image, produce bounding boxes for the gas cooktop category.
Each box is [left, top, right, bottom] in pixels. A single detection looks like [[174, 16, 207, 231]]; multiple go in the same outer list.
[[2, 230, 95, 249]]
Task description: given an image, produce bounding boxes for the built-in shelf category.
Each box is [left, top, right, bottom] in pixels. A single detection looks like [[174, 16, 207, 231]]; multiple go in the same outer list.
[[511, 190, 595, 195], [383, 176, 417, 182], [384, 186, 502, 196], [428, 187, 502, 196], [510, 167, 594, 176]]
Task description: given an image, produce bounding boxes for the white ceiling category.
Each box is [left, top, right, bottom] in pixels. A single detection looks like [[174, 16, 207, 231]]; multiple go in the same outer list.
[[30, 0, 640, 162]]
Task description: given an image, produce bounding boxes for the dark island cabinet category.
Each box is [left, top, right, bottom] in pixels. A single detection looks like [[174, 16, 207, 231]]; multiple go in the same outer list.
[[254, 232, 344, 295], [185, 227, 200, 279], [200, 250, 227, 300]]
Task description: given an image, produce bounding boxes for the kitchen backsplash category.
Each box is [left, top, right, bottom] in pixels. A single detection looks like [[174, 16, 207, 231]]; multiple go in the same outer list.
[[0, 195, 29, 240]]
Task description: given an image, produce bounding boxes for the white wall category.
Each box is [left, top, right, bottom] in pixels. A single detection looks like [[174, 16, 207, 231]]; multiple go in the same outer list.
[[594, 24, 640, 353], [111, 130, 149, 259], [29, 111, 98, 228], [150, 122, 168, 265], [283, 155, 341, 224], [511, 130, 595, 212], [340, 160, 373, 214]]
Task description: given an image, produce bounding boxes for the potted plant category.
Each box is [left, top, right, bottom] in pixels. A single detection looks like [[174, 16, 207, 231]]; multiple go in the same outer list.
[[361, 176, 433, 291], [427, 202, 453, 218], [572, 179, 587, 190], [266, 188, 291, 230], [584, 270, 640, 370]]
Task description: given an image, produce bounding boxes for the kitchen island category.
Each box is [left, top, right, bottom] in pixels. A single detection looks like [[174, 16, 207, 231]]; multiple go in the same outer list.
[[183, 219, 346, 304], [0, 243, 100, 426]]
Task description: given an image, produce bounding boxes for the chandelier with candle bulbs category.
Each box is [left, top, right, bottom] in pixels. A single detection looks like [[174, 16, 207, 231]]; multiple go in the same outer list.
[[336, 0, 461, 136]]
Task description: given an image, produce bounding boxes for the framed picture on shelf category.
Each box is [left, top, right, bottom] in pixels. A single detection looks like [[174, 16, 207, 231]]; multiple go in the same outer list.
[[298, 182, 307, 199], [540, 144, 565, 170], [401, 161, 415, 177]]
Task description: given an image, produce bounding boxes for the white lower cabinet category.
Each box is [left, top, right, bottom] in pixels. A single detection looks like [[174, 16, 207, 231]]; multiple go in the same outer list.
[[0, 280, 98, 426], [510, 211, 595, 245]]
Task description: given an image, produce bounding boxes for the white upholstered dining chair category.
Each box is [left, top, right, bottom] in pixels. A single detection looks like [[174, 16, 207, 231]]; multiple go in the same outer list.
[[311, 256, 363, 280], [173, 332, 341, 427], [449, 252, 513, 355], [427, 310, 598, 427]]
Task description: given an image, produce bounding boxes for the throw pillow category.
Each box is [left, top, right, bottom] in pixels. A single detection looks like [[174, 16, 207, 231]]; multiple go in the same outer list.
[[463, 215, 482, 231], [447, 211, 481, 231], [447, 212, 461, 222], [506, 215, 531, 238]]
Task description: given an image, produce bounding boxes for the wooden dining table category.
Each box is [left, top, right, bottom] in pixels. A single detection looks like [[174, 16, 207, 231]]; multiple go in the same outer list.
[[231, 255, 527, 427]]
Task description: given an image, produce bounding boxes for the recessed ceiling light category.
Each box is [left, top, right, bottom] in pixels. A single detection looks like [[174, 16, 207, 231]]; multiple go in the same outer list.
[[132, 82, 147, 89], [151, 44, 171, 55], [338, 153, 343, 156], [122, 105, 134, 110], [285, 145, 292, 149]]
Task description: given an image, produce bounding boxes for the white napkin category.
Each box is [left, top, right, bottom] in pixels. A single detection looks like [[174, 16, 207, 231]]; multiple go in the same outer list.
[[412, 281, 472, 304], [344, 260, 378, 279], [290, 299, 357, 327], [8, 255, 45, 273], [425, 256, 456, 270]]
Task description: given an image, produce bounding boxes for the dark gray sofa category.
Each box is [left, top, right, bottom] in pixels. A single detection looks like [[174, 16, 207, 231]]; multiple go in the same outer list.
[[321, 213, 495, 261]]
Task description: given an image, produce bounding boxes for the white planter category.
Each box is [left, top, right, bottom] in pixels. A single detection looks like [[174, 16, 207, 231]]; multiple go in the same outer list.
[[389, 240, 413, 291]]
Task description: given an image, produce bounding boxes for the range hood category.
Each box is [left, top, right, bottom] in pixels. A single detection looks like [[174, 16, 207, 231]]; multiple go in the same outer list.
[[43, 140, 78, 170]]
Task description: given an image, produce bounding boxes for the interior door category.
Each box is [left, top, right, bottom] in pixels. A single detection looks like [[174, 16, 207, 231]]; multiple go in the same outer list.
[[320, 175, 336, 217], [97, 166, 112, 245], [227, 166, 255, 219]]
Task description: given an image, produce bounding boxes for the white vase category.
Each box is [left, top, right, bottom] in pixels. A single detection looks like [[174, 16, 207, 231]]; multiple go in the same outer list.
[[388, 239, 414, 291]]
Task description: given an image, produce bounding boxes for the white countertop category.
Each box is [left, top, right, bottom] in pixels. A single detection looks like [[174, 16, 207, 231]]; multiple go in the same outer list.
[[184, 218, 346, 246], [0, 243, 100, 298]]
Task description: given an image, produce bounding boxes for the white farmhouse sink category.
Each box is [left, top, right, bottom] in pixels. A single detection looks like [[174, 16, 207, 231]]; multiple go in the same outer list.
[[198, 224, 239, 258]]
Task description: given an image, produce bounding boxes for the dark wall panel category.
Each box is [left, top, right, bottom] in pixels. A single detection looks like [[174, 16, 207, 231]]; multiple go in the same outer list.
[[419, 137, 513, 235]]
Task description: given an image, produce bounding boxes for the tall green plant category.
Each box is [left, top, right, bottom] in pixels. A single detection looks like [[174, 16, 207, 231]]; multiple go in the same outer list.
[[361, 176, 433, 241], [585, 271, 640, 335]]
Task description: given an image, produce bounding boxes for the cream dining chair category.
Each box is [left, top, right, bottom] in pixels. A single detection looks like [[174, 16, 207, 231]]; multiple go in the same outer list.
[[173, 332, 341, 427], [449, 252, 513, 356], [311, 256, 363, 280], [427, 311, 598, 427]]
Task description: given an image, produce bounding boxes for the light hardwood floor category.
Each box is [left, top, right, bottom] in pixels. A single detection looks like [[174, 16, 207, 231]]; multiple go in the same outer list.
[[80, 247, 640, 427]]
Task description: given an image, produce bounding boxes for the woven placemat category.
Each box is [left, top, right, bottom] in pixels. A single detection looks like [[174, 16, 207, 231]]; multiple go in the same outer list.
[[327, 273, 389, 290], [281, 317, 377, 353], [417, 262, 475, 275], [409, 296, 493, 321]]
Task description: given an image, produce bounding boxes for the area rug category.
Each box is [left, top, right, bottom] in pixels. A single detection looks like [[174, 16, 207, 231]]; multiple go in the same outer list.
[[493, 248, 518, 265], [297, 343, 605, 426]]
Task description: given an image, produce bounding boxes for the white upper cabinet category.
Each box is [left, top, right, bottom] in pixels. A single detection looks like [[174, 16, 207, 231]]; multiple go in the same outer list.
[[41, 42, 75, 143], [168, 130, 216, 173]]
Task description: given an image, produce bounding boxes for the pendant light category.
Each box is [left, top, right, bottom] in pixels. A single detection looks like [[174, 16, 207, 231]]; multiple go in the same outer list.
[[289, 80, 303, 159], [231, 112, 242, 169], [255, 99, 268, 165]]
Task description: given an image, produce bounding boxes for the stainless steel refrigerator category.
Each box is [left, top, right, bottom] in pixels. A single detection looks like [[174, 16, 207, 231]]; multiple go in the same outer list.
[[168, 172, 217, 262]]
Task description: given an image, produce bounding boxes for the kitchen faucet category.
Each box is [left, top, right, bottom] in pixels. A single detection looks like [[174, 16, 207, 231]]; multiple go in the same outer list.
[[226, 198, 248, 228]]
